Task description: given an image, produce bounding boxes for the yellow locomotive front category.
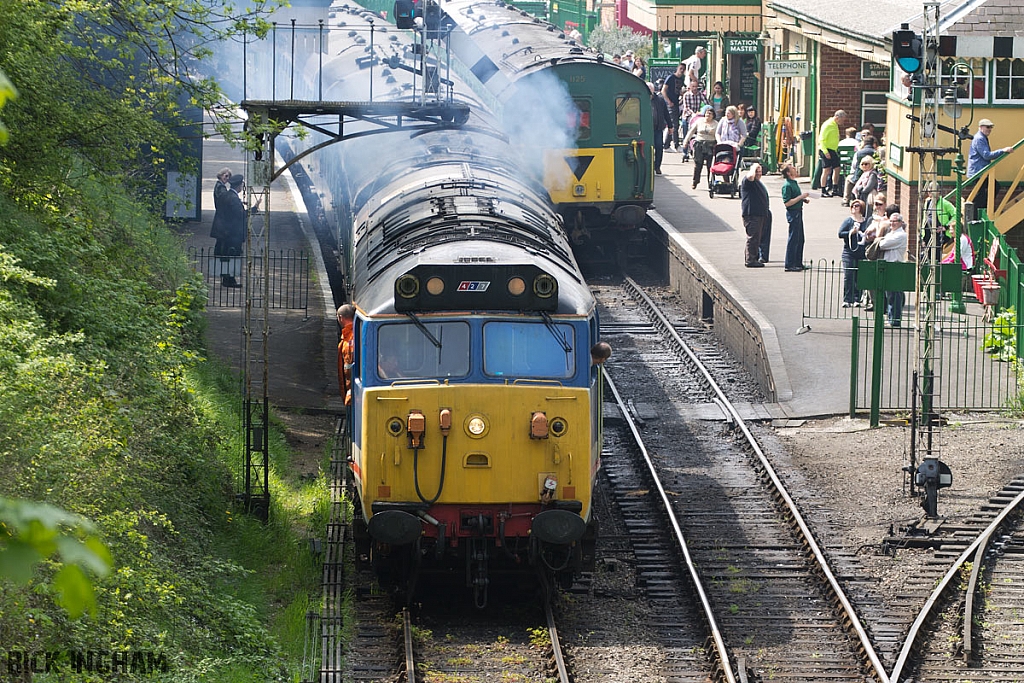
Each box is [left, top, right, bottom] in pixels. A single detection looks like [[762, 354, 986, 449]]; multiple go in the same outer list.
[[347, 265, 601, 602]]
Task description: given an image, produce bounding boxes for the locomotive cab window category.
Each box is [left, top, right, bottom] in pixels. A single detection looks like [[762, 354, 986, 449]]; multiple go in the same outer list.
[[377, 321, 470, 380], [615, 95, 641, 138], [572, 98, 591, 141], [483, 321, 575, 378]]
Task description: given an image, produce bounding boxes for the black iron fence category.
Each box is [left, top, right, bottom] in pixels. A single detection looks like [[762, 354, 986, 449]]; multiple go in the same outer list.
[[188, 247, 310, 314], [799, 259, 1022, 413], [851, 314, 1022, 413]]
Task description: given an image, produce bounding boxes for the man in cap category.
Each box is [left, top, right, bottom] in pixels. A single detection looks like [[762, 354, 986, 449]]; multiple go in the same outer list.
[[968, 118, 1013, 211]]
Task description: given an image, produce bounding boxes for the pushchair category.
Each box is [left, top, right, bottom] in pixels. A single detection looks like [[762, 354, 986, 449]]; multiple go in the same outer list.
[[708, 142, 740, 198]]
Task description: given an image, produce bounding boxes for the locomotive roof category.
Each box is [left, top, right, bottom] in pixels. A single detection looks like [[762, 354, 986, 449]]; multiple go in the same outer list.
[[442, 0, 615, 76]]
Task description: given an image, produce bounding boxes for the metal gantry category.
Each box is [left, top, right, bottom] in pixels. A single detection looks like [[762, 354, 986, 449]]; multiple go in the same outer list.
[[908, 2, 955, 517], [236, 21, 470, 521]]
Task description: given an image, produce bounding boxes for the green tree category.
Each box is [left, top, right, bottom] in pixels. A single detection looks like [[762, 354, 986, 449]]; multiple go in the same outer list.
[[586, 26, 652, 63]]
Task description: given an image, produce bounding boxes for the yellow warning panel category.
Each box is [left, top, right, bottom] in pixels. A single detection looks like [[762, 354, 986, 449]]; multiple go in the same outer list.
[[544, 147, 614, 204]]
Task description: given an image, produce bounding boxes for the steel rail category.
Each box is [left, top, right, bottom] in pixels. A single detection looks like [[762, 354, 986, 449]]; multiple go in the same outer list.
[[603, 371, 737, 683], [402, 608, 416, 682], [544, 599, 570, 683], [889, 487, 1024, 681], [622, 276, 889, 682]]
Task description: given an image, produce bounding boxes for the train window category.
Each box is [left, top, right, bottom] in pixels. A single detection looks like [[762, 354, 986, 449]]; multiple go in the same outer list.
[[377, 321, 470, 380], [483, 321, 575, 379], [615, 96, 641, 138], [572, 99, 591, 141]]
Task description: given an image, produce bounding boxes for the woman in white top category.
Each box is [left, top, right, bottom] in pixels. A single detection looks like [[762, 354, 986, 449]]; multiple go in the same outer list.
[[681, 107, 718, 190], [715, 105, 747, 146]]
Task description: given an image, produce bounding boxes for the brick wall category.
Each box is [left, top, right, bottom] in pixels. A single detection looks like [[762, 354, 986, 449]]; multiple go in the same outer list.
[[817, 44, 888, 130]]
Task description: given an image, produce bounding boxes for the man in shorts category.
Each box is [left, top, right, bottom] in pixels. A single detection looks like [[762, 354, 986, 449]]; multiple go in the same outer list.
[[816, 110, 847, 197]]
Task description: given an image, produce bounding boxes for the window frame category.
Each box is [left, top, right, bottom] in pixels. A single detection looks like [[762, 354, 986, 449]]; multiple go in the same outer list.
[[993, 57, 1024, 104], [375, 320, 471, 381], [861, 91, 888, 132], [614, 94, 642, 139]]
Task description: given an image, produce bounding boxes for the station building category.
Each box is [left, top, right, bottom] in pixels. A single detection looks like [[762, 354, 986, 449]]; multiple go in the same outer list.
[[760, 0, 1024, 246]]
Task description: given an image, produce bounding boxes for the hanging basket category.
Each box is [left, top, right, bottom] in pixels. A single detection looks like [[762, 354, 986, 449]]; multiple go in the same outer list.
[[981, 283, 1001, 306]]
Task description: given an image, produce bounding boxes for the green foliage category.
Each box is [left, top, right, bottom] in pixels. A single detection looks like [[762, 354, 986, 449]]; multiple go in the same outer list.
[[585, 26, 651, 63], [0, 67, 16, 144], [0, 498, 112, 618], [982, 307, 1017, 362]]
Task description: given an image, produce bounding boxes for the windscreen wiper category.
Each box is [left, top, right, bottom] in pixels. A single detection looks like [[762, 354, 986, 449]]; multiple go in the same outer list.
[[407, 312, 442, 349], [540, 311, 572, 354]]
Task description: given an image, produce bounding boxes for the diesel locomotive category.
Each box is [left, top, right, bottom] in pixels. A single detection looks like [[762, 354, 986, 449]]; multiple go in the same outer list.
[[307, 3, 603, 604], [440, 0, 655, 252]]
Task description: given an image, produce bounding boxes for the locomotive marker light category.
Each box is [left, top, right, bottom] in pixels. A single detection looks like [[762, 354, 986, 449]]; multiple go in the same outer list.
[[507, 276, 526, 296], [530, 411, 549, 439], [465, 414, 487, 437], [426, 276, 445, 295], [550, 418, 567, 437]]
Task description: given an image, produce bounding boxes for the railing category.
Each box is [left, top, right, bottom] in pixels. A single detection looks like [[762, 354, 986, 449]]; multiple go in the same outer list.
[[798, 257, 1022, 412], [851, 314, 1021, 412], [963, 136, 1024, 235], [188, 247, 310, 314]]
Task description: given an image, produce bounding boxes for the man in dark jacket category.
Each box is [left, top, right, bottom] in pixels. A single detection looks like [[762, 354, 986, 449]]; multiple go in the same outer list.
[[216, 174, 247, 287], [740, 163, 770, 267], [650, 82, 671, 175]]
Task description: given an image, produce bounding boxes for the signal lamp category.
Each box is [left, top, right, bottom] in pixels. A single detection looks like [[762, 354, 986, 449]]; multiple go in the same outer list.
[[426, 276, 445, 295], [396, 273, 420, 298], [533, 273, 556, 298], [893, 25, 923, 74], [550, 418, 567, 437], [507, 276, 526, 296]]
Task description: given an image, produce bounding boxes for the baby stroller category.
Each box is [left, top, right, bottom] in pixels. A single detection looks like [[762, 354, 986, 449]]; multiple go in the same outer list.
[[709, 142, 740, 198]]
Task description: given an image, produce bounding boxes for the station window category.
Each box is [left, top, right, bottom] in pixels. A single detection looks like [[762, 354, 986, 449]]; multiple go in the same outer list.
[[940, 57, 987, 102], [615, 95, 641, 138], [861, 92, 887, 132], [377, 321, 470, 380], [994, 58, 1024, 103], [483, 321, 575, 379], [572, 98, 591, 141]]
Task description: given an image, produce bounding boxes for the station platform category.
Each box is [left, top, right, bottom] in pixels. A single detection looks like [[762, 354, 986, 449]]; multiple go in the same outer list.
[[188, 136, 971, 422], [649, 151, 877, 419], [185, 137, 342, 415]]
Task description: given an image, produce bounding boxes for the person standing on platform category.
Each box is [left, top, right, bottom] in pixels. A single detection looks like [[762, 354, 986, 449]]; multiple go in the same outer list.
[[649, 82, 670, 175], [683, 45, 706, 89], [337, 304, 355, 406], [780, 162, 810, 271], [210, 167, 232, 266], [709, 81, 729, 120], [967, 118, 1012, 211], [740, 163, 769, 268], [715, 106, 746, 146], [742, 106, 762, 152], [877, 213, 908, 327], [661, 63, 686, 151], [814, 110, 847, 197], [680, 81, 708, 162], [216, 174, 247, 288], [682, 107, 717, 190], [839, 200, 869, 307]]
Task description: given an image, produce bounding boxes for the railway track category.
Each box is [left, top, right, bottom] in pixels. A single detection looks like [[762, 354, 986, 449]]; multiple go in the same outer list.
[[595, 277, 884, 681]]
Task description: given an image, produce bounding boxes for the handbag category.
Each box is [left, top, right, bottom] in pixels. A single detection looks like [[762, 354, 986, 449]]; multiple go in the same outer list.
[[865, 239, 882, 261]]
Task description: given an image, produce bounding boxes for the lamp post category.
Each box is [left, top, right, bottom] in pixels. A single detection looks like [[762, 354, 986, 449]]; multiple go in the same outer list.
[[941, 62, 975, 315]]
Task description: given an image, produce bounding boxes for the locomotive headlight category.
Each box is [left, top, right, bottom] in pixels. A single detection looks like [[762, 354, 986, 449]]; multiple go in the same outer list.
[[396, 274, 420, 299], [465, 414, 488, 438], [507, 277, 526, 296], [550, 418, 568, 437], [533, 273, 556, 299], [426, 276, 445, 295], [387, 418, 404, 436]]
